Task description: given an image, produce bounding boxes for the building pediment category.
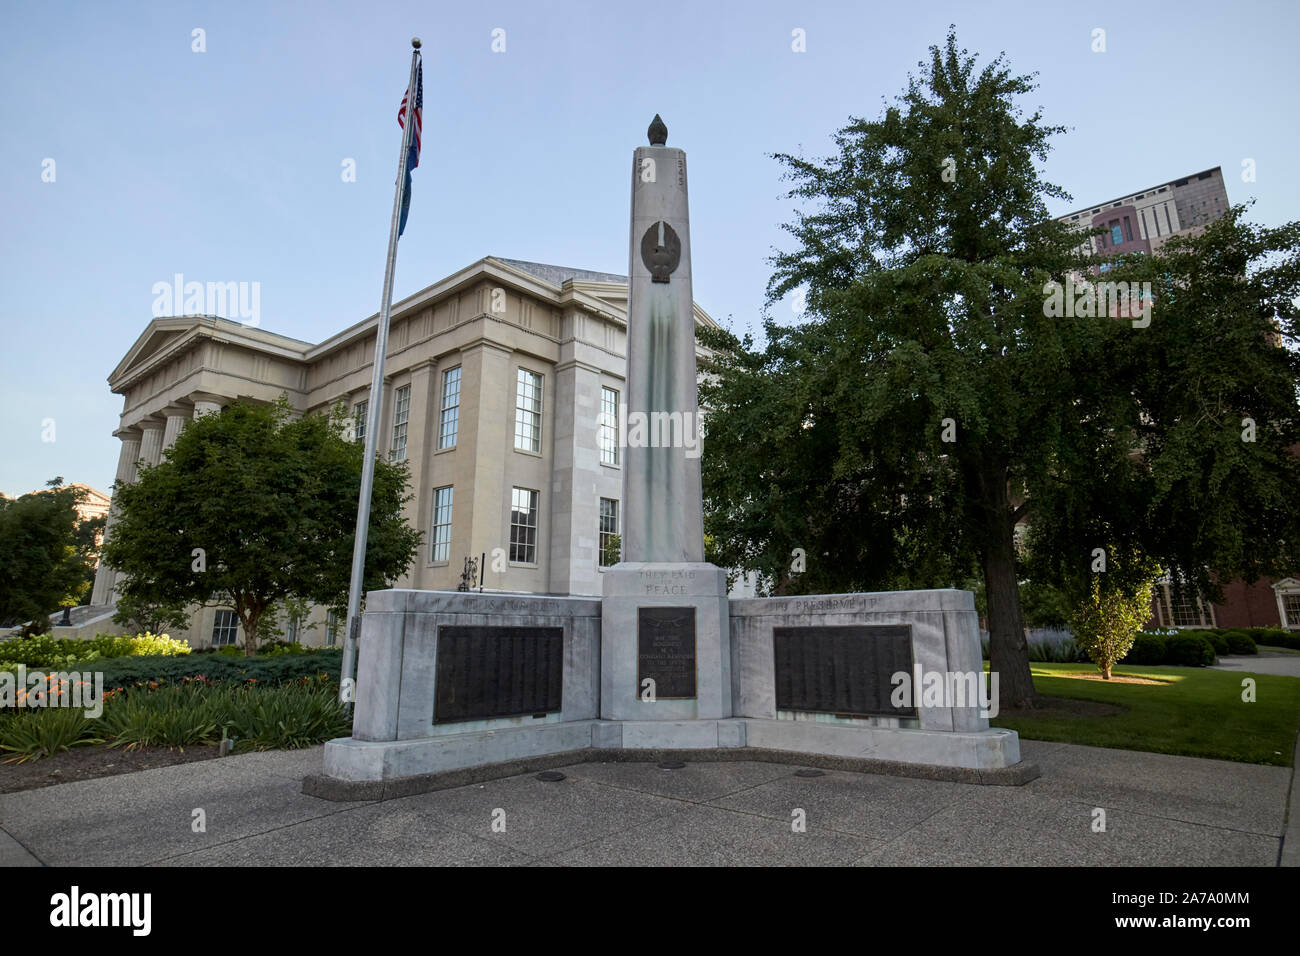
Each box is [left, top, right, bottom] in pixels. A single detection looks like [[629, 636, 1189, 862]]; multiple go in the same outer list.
[[110, 316, 310, 393]]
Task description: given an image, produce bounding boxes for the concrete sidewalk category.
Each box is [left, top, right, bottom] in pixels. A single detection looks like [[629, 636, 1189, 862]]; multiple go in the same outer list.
[[1212, 652, 1300, 678], [0, 740, 1292, 866]]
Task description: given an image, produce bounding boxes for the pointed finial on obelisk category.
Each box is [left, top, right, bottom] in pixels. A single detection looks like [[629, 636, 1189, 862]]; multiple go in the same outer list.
[[648, 114, 668, 146]]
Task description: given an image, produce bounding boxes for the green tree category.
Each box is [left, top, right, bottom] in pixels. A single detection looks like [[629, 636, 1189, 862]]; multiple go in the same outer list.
[[699, 30, 1300, 708], [101, 398, 422, 656], [1066, 547, 1161, 680], [0, 479, 99, 631], [1027, 207, 1300, 608]]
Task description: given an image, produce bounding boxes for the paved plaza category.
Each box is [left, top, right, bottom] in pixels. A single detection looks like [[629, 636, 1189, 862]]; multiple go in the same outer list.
[[1, 738, 1293, 867]]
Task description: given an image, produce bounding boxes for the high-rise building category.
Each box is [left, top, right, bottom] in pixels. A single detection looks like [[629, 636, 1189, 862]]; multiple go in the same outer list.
[[1058, 166, 1230, 260]]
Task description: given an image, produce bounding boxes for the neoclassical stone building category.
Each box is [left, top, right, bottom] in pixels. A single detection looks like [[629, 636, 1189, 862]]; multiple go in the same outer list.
[[86, 257, 719, 647]]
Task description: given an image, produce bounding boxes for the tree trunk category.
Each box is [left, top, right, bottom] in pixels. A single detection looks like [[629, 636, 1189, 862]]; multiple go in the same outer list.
[[977, 463, 1037, 709], [237, 599, 260, 658]]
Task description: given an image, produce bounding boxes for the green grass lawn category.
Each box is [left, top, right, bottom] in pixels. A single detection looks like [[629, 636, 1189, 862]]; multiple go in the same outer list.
[[990, 662, 1300, 766], [1258, 645, 1300, 656]]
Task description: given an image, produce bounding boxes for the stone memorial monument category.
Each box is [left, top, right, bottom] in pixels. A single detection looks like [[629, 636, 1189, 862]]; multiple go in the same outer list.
[[598, 114, 733, 738], [309, 117, 1031, 799]]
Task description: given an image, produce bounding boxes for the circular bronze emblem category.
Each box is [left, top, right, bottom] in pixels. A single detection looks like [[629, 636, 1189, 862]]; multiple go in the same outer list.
[[641, 220, 681, 283]]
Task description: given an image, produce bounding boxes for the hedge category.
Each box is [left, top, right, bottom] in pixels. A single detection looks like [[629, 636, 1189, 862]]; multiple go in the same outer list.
[[1125, 633, 1168, 665], [92, 649, 343, 689], [1165, 633, 1216, 666]]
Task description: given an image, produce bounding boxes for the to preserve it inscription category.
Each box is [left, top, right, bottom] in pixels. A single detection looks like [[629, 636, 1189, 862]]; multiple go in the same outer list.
[[637, 606, 697, 699], [773, 625, 916, 718], [434, 626, 563, 723]]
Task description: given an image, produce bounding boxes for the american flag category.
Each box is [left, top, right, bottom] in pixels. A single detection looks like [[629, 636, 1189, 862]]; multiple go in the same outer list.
[[397, 58, 422, 236]]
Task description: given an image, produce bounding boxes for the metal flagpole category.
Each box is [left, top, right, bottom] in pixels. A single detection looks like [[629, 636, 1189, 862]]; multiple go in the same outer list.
[[340, 37, 422, 708]]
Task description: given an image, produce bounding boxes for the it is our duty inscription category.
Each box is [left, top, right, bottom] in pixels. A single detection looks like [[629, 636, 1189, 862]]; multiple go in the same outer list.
[[637, 606, 697, 699]]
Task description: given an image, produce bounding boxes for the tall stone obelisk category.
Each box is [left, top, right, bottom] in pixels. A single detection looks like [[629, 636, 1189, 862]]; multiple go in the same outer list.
[[622, 113, 704, 563], [600, 116, 733, 730]]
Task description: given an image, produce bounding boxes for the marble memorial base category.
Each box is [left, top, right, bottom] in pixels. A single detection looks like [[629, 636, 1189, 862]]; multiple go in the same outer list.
[[319, 586, 1024, 789]]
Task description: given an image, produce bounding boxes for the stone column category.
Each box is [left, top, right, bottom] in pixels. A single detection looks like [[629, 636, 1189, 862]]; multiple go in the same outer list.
[[109, 419, 166, 603], [548, 358, 604, 595], [90, 428, 142, 606], [137, 419, 166, 468], [462, 343, 512, 587], [161, 404, 190, 450], [193, 399, 222, 418]]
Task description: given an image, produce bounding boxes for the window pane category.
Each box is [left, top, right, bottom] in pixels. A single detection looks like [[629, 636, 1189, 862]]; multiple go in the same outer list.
[[211, 610, 239, 646], [600, 387, 619, 465], [1283, 594, 1300, 629], [431, 486, 453, 562], [514, 369, 542, 452], [390, 385, 411, 461], [599, 497, 619, 567], [353, 400, 368, 443], [439, 367, 461, 449], [509, 487, 539, 563], [1169, 586, 1206, 627]]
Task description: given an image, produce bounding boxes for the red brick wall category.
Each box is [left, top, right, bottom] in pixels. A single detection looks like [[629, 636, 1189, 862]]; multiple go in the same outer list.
[[1212, 579, 1282, 629], [1147, 577, 1285, 629]]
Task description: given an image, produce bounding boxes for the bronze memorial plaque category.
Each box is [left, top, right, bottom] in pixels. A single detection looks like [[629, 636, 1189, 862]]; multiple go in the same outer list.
[[434, 626, 564, 723], [637, 606, 697, 699], [773, 625, 916, 718]]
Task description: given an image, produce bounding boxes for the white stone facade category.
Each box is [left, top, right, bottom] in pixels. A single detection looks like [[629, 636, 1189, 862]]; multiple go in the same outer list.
[[86, 257, 718, 648]]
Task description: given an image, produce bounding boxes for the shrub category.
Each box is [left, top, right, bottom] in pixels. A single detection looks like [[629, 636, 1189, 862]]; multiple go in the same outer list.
[[1125, 632, 1168, 665], [262, 642, 309, 657], [3, 678, 352, 761], [1069, 564, 1159, 680], [222, 683, 351, 751], [1028, 639, 1088, 663], [85, 632, 190, 660], [102, 684, 224, 751], [1201, 631, 1229, 656], [1165, 633, 1215, 667], [1224, 631, 1258, 655], [95, 649, 343, 689], [1248, 627, 1292, 648], [0, 632, 188, 672], [0, 707, 104, 763]]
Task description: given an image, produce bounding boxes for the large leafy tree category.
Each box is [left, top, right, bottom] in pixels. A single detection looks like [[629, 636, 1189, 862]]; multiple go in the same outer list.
[[0, 479, 101, 631], [1026, 208, 1300, 606], [101, 398, 422, 656], [699, 30, 1300, 708]]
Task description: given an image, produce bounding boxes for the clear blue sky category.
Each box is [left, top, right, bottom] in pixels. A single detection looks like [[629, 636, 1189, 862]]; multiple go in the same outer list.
[[2, 0, 1297, 497]]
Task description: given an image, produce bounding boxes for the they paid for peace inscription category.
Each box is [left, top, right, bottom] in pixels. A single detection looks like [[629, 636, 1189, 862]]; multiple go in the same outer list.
[[637, 606, 697, 699]]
